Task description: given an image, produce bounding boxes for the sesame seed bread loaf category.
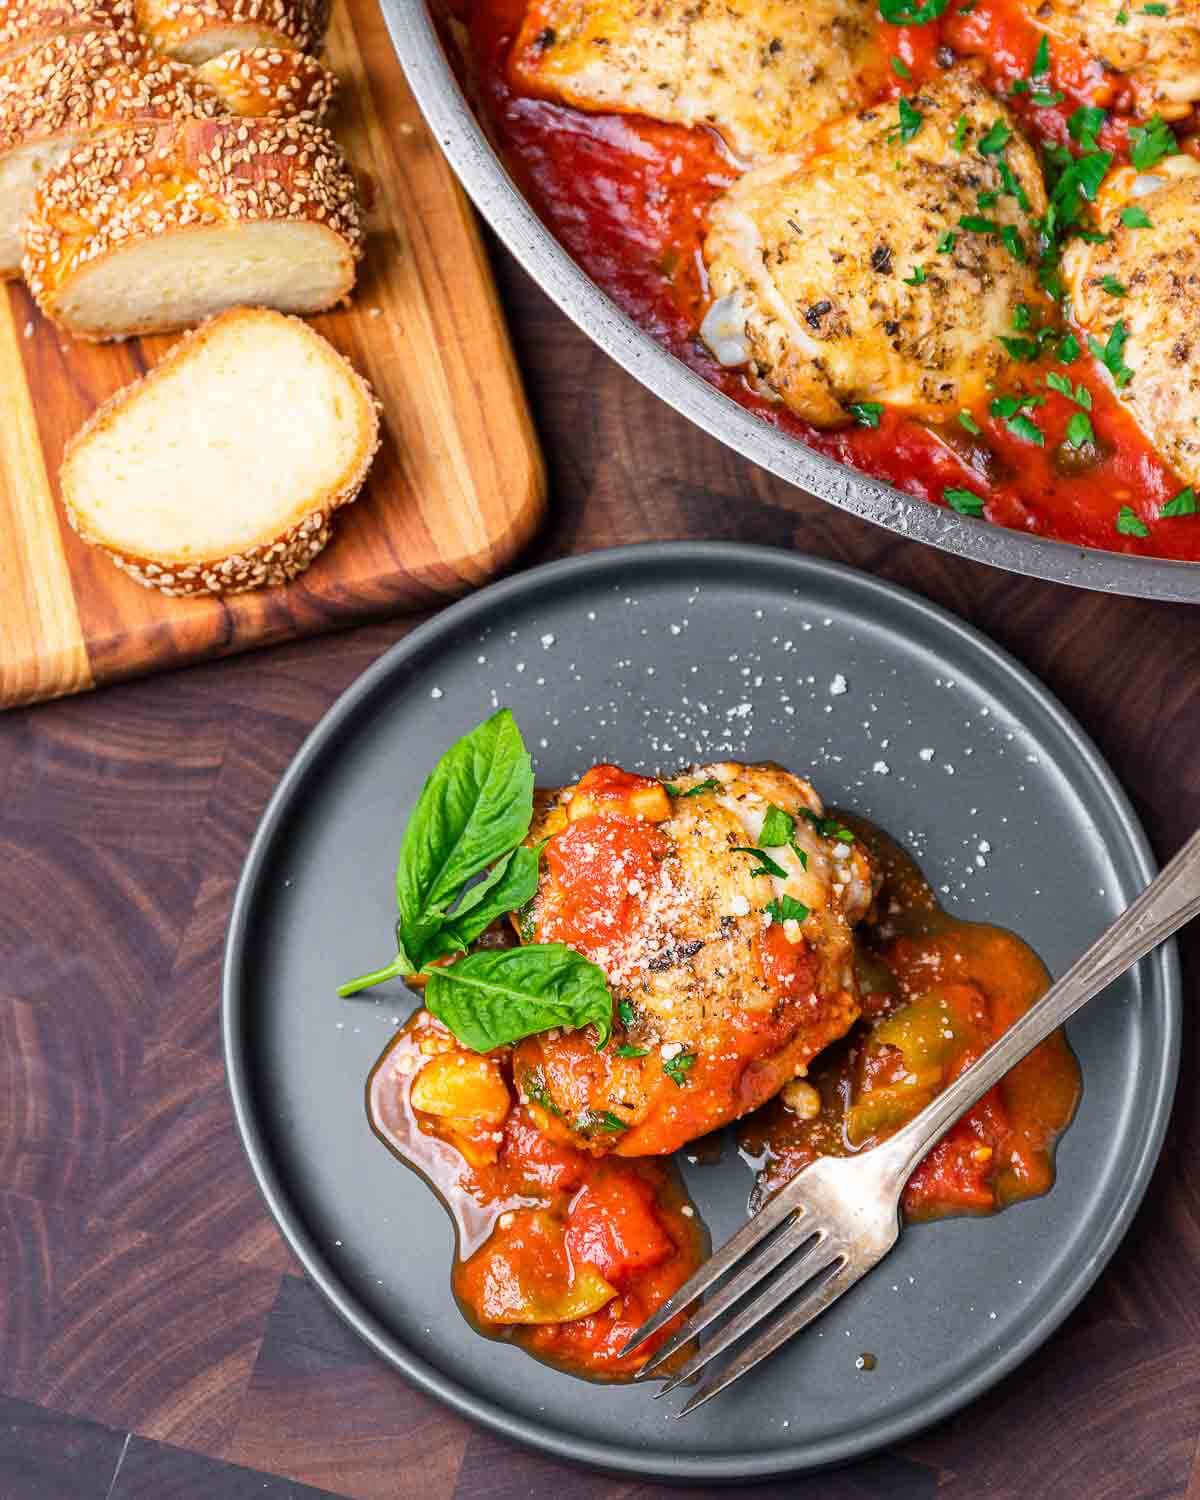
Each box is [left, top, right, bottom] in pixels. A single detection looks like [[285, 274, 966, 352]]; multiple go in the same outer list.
[[0, 0, 139, 60], [59, 306, 380, 595], [134, 0, 328, 63], [195, 44, 336, 120], [24, 115, 363, 338], [0, 29, 221, 276]]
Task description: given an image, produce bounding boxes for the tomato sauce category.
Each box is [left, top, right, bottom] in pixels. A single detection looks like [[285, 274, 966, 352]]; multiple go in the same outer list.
[[369, 1011, 707, 1379], [460, 0, 1200, 559], [740, 817, 1082, 1220]]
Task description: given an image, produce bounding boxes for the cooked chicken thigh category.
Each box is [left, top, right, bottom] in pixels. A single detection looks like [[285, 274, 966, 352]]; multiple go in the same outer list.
[[700, 68, 1049, 426], [508, 0, 891, 164], [1023, 0, 1200, 118], [511, 761, 878, 1158], [1064, 155, 1200, 489]]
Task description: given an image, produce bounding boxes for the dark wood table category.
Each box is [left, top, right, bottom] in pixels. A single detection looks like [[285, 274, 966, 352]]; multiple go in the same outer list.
[[4, 243, 1200, 1500]]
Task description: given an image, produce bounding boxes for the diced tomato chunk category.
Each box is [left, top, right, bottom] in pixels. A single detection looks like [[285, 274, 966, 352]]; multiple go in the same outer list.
[[565, 1164, 675, 1287]]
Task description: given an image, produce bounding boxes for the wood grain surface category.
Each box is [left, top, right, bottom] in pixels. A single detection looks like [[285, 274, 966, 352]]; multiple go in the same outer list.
[[4, 243, 1200, 1500], [0, 0, 544, 710]]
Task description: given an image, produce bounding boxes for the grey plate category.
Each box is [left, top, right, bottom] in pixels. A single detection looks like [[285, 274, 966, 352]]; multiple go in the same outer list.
[[379, 0, 1200, 603], [223, 544, 1180, 1480]]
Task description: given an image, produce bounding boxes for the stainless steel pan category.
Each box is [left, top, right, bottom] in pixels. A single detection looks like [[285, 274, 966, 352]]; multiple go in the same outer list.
[[380, 0, 1200, 602]]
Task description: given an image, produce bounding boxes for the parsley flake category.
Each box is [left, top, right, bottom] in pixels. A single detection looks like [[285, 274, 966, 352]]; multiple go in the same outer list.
[[733, 846, 790, 879], [1129, 114, 1177, 171], [945, 487, 985, 515], [1116, 505, 1149, 537], [1162, 487, 1197, 517], [904, 264, 928, 285], [958, 410, 983, 435], [662, 1051, 696, 1087], [978, 120, 1012, 154], [765, 894, 811, 924], [1088, 320, 1134, 387], [1120, 204, 1153, 228], [849, 402, 884, 427], [1100, 274, 1127, 296], [1065, 411, 1095, 448]]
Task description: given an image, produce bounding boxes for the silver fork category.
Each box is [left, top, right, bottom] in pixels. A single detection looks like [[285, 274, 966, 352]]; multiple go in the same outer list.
[[622, 824, 1200, 1415]]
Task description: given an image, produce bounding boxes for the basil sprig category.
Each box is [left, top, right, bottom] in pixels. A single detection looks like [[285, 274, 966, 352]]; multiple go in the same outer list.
[[338, 709, 614, 1051]]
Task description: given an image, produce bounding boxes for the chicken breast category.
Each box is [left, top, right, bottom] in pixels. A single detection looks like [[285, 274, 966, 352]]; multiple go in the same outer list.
[[1064, 155, 1200, 489], [700, 68, 1049, 426], [1024, 0, 1200, 119], [511, 761, 878, 1158], [508, 0, 891, 164]]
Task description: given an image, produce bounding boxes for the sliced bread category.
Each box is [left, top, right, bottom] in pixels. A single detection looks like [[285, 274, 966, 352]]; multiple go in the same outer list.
[[134, 0, 328, 63], [0, 30, 221, 277], [195, 44, 336, 120], [24, 115, 363, 337], [59, 305, 380, 595], [0, 0, 140, 60]]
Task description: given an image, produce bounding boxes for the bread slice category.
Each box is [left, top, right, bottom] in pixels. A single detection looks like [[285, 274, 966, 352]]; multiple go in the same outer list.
[[0, 30, 221, 277], [0, 0, 140, 61], [134, 0, 328, 63], [24, 115, 363, 337], [60, 306, 380, 595], [195, 44, 336, 120]]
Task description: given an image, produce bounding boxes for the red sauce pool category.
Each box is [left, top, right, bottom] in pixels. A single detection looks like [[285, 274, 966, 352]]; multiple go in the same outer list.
[[459, 0, 1200, 559]]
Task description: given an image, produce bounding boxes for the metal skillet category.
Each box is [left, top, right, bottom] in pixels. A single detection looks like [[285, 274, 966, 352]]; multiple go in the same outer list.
[[378, 0, 1200, 603]]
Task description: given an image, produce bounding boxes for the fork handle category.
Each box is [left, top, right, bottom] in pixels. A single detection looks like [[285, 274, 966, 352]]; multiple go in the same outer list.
[[876, 825, 1200, 1188]]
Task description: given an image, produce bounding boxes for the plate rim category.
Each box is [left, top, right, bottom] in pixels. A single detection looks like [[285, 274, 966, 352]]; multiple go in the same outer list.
[[223, 541, 1182, 1480]]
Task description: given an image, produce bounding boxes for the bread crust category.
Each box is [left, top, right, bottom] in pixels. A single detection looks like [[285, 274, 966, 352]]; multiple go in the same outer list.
[[23, 115, 364, 335], [195, 44, 336, 119], [134, 0, 329, 60], [0, 0, 140, 60], [59, 306, 381, 596], [0, 28, 217, 153]]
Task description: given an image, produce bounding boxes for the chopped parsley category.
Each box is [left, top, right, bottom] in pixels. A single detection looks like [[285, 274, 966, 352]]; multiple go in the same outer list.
[[878, 0, 952, 20], [1068, 105, 1107, 152], [734, 845, 790, 879], [1116, 7, 1129, 20], [937, 230, 957, 253], [613, 1044, 649, 1058], [1116, 505, 1150, 537], [1129, 114, 1177, 171], [1099, 274, 1127, 296], [1059, 331, 1081, 362], [522, 1069, 561, 1116], [799, 809, 856, 843], [1142, 3, 1169, 14], [904, 264, 928, 285], [765, 894, 811, 924], [1031, 34, 1051, 77], [1162, 487, 1197, 517], [952, 114, 969, 151], [1065, 411, 1095, 448], [945, 487, 985, 516], [662, 1051, 697, 1087], [997, 159, 1031, 212], [978, 119, 1012, 155], [849, 402, 884, 427], [890, 55, 912, 78], [759, 805, 796, 846], [958, 410, 983, 435], [896, 95, 923, 144], [618, 999, 636, 1027], [757, 806, 813, 880], [576, 1109, 628, 1134], [991, 393, 1046, 444], [1120, 204, 1153, 228], [665, 777, 720, 798], [1046, 371, 1092, 407], [1088, 320, 1134, 387], [1012, 304, 1031, 330]]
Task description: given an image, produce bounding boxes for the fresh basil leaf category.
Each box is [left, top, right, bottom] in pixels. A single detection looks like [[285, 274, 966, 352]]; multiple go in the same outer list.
[[759, 805, 796, 847], [419, 846, 541, 964], [397, 709, 534, 950], [424, 943, 614, 1052]]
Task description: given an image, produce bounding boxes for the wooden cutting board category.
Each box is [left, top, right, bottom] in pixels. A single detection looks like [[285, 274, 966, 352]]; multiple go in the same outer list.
[[0, 1, 545, 709]]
